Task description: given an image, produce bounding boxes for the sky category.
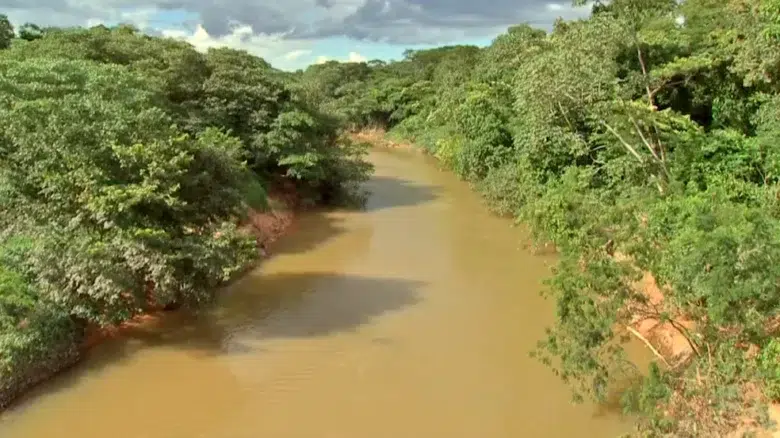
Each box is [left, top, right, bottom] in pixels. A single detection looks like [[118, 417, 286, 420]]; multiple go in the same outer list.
[[2, 1, 593, 70]]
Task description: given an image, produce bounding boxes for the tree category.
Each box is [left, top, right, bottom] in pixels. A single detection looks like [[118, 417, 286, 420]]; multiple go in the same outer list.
[[0, 15, 14, 49], [0, 57, 257, 321], [18, 23, 43, 41]]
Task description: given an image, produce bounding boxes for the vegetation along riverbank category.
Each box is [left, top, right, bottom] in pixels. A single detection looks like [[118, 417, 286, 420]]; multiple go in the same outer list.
[[0, 20, 372, 409], [292, 0, 780, 436], [2, 0, 780, 435]]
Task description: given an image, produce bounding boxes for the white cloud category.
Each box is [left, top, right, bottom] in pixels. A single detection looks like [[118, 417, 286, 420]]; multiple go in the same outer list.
[[313, 51, 368, 65], [284, 49, 312, 60], [160, 24, 315, 70], [85, 17, 107, 27], [5, 0, 591, 45], [347, 51, 367, 62], [3, 0, 595, 69]]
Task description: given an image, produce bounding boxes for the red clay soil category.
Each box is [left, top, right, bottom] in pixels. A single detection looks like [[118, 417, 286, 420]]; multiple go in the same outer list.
[[610, 252, 780, 437], [242, 179, 300, 248], [80, 183, 301, 352]]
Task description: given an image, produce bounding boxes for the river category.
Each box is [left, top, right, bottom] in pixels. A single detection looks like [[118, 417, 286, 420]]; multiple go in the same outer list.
[[0, 147, 633, 437]]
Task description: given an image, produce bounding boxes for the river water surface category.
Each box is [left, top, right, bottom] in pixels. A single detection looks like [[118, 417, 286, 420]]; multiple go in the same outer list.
[[0, 148, 632, 437]]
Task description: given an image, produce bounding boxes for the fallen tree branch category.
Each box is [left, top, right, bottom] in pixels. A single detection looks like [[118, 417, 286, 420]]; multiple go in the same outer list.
[[626, 324, 671, 368]]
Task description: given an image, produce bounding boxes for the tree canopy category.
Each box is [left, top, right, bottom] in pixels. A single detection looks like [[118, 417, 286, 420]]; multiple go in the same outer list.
[[0, 20, 371, 396], [294, 0, 780, 435]]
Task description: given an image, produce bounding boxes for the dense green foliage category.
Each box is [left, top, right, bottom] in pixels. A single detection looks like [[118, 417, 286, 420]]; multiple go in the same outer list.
[[297, 0, 780, 435], [3, 0, 779, 432], [0, 18, 371, 391]]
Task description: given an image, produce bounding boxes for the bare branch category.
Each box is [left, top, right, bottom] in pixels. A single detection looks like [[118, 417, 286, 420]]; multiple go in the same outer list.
[[668, 318, 702, 357], [601, 121, 644, 163], [626, 325, 671, 368], [557, 101, 575, 130], [629, 113, 662, 162], [632, 36, 658, 110]]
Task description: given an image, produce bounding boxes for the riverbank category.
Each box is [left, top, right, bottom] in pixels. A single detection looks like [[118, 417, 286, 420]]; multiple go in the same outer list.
[[0, 186, 301, 411], [82, 183, 300, 349], [362, 130, 780, 437]]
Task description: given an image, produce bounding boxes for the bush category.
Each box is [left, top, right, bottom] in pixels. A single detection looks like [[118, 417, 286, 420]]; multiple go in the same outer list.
[[760, 339, 780, 402]]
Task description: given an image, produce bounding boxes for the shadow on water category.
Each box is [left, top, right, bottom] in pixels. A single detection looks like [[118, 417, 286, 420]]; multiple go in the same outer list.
[[270, 175, 438, 257], [111, 272, 422, 352], [361, 176, 440, 212], [270, 211, 350, 256], [3, 273, 422, 412], [216, 272, 422, 340], [271, 175, 439, 257]]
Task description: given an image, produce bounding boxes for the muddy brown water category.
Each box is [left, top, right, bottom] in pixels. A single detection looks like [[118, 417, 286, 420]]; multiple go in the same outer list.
[[0, 148, 634, 437]]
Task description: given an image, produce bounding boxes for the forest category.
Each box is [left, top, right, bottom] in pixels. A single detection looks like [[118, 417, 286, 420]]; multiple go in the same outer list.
[[0, 15, 372, 410], [1, 0, 780, 436]]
